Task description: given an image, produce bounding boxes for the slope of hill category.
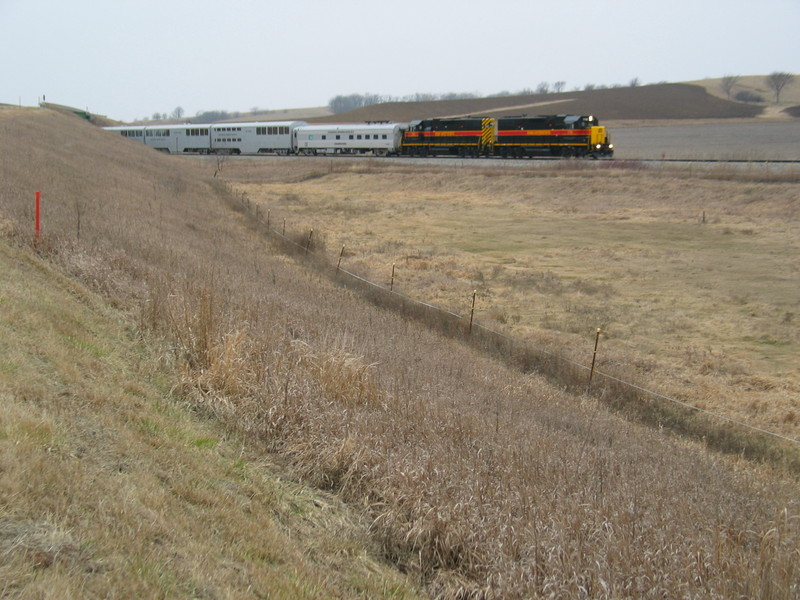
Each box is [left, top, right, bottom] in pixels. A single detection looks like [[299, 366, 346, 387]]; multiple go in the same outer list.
[[47, 77, 793, 127], [1, 107, 799, 598], [0, 237, 424, 598], [309, 83, 763, 123], [0, 109, 423, 598], [221, 106, 333, 122], [688, 75, 800, 106]]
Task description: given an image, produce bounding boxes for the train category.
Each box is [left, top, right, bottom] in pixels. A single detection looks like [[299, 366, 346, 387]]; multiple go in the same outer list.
[[104, 114, 613, 159]]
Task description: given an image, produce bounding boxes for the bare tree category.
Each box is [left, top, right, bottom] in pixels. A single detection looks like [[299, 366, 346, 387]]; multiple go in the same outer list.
[[765, 72, 795, 103], [720, 75, 740, 100], [535, 82, 550, 94], [629, 77, 641, 87], [171, 106, 185, 119], [553, 81, 566, 93], [328, 93, 374, 114]]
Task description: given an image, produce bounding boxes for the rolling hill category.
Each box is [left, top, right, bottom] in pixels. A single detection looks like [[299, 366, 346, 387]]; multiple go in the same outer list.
[[308, 83, 764, 123], [86, 78, 796, 127]]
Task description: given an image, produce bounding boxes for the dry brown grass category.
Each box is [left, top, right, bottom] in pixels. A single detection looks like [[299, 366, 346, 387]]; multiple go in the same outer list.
[[0, 110, 423, 599], [2, 107, 800, 599], [224, 158, 800, 442], [0, 239, 424, 598]]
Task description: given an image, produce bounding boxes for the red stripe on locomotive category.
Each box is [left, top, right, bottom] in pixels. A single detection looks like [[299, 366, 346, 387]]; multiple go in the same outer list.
[[496, 129, 591, 136]]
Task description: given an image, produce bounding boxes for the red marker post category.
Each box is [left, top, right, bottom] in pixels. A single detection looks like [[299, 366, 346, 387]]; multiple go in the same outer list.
[[35, 191, 41, 243]]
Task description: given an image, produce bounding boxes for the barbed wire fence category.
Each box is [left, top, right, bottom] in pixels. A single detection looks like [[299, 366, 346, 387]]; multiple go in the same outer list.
[[237, 193, 800, 471]]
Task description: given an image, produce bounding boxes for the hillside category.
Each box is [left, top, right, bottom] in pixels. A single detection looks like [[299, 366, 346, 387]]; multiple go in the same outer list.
[[0, 236, 423, 598], [689, 75, 800, 106], [1, 107, 799, 598], [309, 83, 764, 123], [105, 81, 773, 128], [85, 77, 798, 127]]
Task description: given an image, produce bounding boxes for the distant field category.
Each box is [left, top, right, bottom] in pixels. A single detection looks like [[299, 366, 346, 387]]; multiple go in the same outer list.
[[610, 120, 800, 160], [309, 82, 766, 124], [223, 158, 800, 439]]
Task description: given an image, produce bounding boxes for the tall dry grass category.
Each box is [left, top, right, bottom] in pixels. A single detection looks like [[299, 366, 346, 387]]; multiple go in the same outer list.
[[0, 236, 423, 599], [2, 107, 799, 598], [223, 157, 800, 444]]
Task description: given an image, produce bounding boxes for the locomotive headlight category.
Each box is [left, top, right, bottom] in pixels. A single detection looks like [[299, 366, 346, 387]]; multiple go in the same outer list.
[[609, 144, 614, 149], [596, 144, 602, 149]]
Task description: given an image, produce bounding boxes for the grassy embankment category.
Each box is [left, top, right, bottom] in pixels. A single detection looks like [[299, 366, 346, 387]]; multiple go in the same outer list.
[[0, 237, 423, 598], [0, 241, 424, 599], [0, 109, 422, 599], [2, 107, 799, 599]]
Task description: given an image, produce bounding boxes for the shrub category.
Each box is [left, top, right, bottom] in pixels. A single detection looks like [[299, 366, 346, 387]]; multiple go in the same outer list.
[[734, 90, 765, 103]]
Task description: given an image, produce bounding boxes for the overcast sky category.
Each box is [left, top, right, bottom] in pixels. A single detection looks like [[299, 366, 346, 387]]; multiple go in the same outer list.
[[2, 0, 797, 122]]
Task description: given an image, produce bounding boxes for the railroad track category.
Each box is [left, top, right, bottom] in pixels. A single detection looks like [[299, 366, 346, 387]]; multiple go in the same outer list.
[[385, 156, 800, 169], [199, 154, 800, 169], [631, 158, 800, 165]]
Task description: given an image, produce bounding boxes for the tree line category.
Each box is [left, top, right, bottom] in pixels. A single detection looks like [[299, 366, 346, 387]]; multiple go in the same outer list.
[[327, 79, 648, 114]]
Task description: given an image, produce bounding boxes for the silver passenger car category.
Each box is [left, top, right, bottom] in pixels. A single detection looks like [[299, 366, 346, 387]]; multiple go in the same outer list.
[[210, 121, 307, 155], [105, 121, 308, 155], [104, 124, 212, 153], [294, 123, 405, 156]]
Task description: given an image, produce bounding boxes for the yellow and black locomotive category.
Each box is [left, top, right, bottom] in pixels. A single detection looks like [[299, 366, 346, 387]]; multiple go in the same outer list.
[[402, 114, 613, 158]]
